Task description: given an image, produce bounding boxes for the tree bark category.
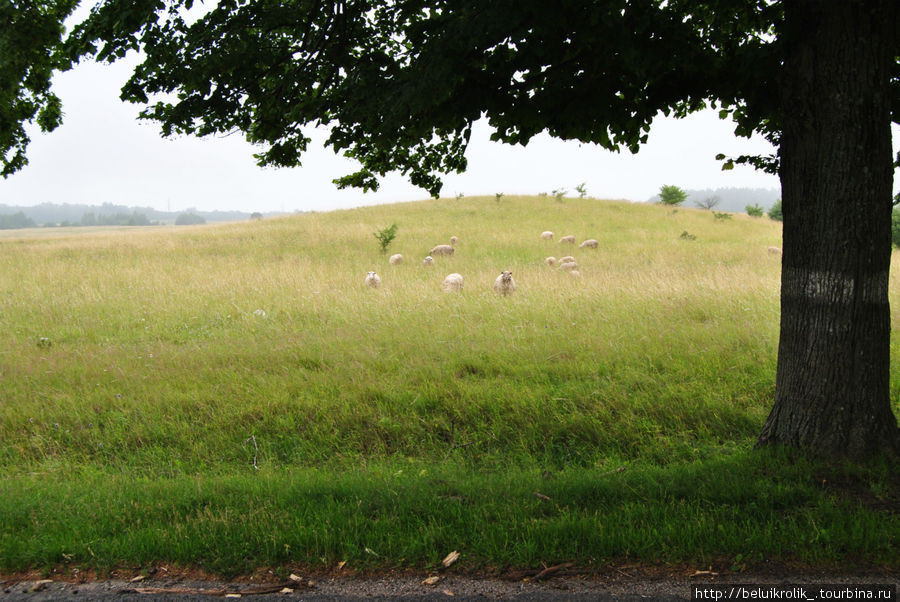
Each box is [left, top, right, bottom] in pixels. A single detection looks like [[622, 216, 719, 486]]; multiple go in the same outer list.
[[757, 0, 900, 459]]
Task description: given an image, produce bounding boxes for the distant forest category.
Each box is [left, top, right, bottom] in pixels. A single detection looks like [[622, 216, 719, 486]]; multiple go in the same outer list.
[[0, 190, 781, 231], [0, 202, 263, 230], [645, 187, 781, 213]]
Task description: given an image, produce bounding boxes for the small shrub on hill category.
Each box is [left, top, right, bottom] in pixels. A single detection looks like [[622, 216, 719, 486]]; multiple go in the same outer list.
[[746, 204, 765, 217], [658, 185, 687, 206]]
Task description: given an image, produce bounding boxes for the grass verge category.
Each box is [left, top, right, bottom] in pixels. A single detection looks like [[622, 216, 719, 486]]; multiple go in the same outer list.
[[0, 450, 896, 577]]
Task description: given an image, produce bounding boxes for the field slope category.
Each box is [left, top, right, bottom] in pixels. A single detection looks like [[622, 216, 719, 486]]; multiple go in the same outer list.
[[0, 195, 896, 576]]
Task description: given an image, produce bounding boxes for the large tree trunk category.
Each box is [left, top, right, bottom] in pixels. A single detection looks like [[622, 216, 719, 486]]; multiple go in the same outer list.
[[757, 0, 900, 458]]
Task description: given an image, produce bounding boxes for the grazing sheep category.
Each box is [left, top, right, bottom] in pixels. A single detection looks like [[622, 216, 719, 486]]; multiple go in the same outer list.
[[442, 273, 464, 292], [559, 235, 576, 244], [558, 255, 576, 264], [579, 239, 599, 249], [493, 271, 516, 296], [423, 255, 435, 266], [541, 231, 554, 240], [389, 253, 404, 265], [568, 269, 582, 278], [768, 246, 782, 254], [559, 261, 578, 272], [365, 271, 382, 288], [449, 236, 458, 246], [545, 256, 557, 267], [430, 244, 455, 256]]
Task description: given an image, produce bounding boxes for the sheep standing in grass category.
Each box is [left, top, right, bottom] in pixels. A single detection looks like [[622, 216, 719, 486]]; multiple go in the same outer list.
[[541, 231, 554, 240], [423, 255, 435, 266], [365, 271, 382, 288], [449, 236, 459, 246], [442, 273, 464, 292], [545, 256, 557, 267], [389, 253, 404, 265], [430, 244, 455, 256], [559, 260, 578, 272], [493, 271, 516, 296], [768, 246, 782, 255], [579, 239, 599, 249], [558, 255, 575, 264], [559, 235, 576, 244]]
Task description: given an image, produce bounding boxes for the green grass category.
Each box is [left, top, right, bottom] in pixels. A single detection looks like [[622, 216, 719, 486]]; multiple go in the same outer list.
[[0, 195, 897, 575]]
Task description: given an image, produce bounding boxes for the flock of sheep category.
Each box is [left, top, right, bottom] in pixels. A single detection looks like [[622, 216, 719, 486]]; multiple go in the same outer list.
[[364, 230, 599, 295], [540, 231, 600, 278]]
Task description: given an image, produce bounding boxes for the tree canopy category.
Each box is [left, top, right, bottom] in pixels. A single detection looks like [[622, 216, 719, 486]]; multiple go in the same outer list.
[[5, 0, 794, 193], [0, 0, 77, 177]]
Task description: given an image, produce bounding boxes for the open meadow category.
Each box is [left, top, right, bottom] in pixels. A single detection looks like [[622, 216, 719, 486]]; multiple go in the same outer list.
[[0, 195, 897, 576]]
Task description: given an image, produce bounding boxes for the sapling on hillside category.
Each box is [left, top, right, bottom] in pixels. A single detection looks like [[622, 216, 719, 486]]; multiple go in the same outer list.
[[373, 223, 398, 254], [696, 196, 720, 210]]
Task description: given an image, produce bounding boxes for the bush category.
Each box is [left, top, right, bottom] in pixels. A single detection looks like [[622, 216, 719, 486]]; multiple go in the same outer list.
[[768, 199, 783, 221], [891, 207, 900, 248], [746, 204, 765, 217], [658, 185, 687, 206]]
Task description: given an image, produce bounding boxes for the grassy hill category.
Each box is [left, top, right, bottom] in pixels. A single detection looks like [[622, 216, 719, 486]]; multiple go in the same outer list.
[[0, 195, 896, 576]]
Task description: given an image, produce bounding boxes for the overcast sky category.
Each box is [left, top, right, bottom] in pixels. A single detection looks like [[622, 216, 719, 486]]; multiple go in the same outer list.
[[1, 53, 896, 214]]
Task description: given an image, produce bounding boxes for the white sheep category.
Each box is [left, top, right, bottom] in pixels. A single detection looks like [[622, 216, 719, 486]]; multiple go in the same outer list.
[[541, 231, 554, 240], [568, 269, 582, 278], [559, 235, 576, 244], [768, 246, 782, 254], [423, 255, 435, 266], [558, 261, 578, 272], [493, 271, 516, 296], [389, 253, 404, 265], [442, 273, 464, 292], [365, 271, 382, 288], [545, 256, 557, 267], [558, 255, 576, 264], [449, 236, 459, 246], [430, 244, 455, 256], [579, 239, 599, 249]]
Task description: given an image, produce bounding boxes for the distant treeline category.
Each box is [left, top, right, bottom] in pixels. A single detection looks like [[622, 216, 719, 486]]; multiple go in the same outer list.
[[0, 210, 210, 229], [0, 212, 36, 229], [0, 202, 258, 229], [79, 211, 155, 227]]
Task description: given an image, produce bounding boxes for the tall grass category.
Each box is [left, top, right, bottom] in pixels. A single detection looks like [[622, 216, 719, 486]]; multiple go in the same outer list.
[[0, 196, 896, 574]]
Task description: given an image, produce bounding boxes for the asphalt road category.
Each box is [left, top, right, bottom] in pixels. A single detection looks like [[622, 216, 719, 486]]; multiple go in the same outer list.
[[2, 573, 895, 602]]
